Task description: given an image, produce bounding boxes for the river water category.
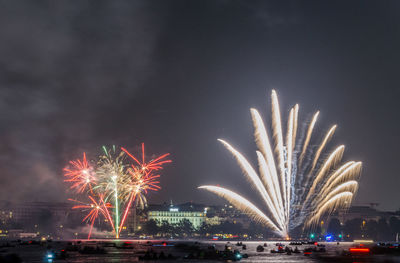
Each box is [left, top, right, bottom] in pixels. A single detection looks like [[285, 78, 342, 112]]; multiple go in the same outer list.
[[1, 240, 399, 262]]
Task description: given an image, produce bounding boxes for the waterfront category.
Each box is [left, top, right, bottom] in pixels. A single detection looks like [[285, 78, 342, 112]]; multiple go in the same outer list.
[[1, 240, 400, 263], [0, 2, 399, 263]]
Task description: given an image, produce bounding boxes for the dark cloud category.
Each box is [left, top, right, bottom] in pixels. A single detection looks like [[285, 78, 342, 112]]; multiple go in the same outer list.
[[0, 1, 168, 201], [0, 1, 398, 211]]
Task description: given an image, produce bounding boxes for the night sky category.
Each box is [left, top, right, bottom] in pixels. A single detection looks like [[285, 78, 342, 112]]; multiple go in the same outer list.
[[0, 1, 399, 211]]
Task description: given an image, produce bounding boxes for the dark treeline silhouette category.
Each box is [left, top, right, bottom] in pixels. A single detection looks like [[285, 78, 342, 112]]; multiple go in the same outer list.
[[310, 217, 400, 241], [137, 219, 270, 239], [138, 217, 400, 241]]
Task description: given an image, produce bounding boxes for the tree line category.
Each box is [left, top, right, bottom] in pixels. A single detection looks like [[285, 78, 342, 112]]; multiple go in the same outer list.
[[138, 219, 275, 239], [138, 216, 400, 241], [323, 217, 400, 241]]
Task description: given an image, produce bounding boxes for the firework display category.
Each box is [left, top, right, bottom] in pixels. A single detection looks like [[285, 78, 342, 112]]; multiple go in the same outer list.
[[199, 90, 362, 238], [64, 144, 171, 239]]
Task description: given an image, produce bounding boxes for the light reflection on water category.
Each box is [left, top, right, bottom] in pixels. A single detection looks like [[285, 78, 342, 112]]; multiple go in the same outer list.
[[0, 240, 379, 263]]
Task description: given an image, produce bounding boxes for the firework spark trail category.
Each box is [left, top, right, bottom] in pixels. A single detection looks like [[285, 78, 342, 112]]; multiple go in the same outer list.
[[100, 196, 115, 233], [304, 145, 345, 204], [118, 193, 136, 236], [69, 196, 111, 239], [64, 144, 170, 239], [286, 108, 295, 222], [113, 174, 119, 238], [310, 125, 337, 171], [256, 151, 284, 221], [198, 185, 283, 236], [290, 104, 299, 212], [322, 161, 355, 187], [199, 90, 362, 238], [299, 111, 319, 166], [271, 90, 288, 221], [64, 153, 96, 193], [307, 192, 354, 225], [319, 162, 362, 197], [314, 181, 358, 208], [218, 139, 285, 229], [121, 144, 171, 171], [292, 104, 299, 150], [251, 109, 284, 216]]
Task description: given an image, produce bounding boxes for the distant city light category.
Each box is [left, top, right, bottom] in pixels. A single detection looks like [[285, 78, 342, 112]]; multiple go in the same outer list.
[[353, 239, 374, 243]]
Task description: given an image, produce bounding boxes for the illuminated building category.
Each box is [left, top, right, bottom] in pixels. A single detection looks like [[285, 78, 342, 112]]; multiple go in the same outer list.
[[147, 202, 206, 229]]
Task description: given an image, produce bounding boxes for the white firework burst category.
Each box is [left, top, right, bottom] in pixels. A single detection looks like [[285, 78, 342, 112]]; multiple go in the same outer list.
[[199, 90, 362, 238]]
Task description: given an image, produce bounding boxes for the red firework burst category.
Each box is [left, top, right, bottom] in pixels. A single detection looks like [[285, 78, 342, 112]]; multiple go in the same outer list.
[[64, 144, 171, 239], [63, 153, 96, 193], [69, 195, 112, 239]]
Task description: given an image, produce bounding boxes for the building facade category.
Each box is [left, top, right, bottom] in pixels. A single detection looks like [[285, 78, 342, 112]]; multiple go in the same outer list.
[[147, 203, 206, 229]]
